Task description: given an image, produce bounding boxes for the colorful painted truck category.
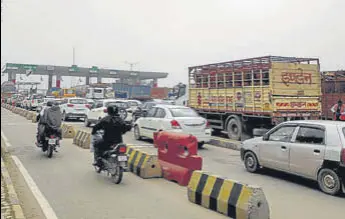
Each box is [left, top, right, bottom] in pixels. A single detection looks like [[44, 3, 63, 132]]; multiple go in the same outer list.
[[321, 71, 345, 120], [187, 56, 322, 140]]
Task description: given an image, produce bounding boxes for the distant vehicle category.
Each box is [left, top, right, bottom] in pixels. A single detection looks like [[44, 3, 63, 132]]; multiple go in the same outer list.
[[86, 87, 113, 99], [132, 101, 172, 123], [27, 94, 44, 110], [85, 99, 132, 127], [133, 105, 211, 148], [240, 120, 345, 196], [86, 99, 95, 105], [60, 98, 90, 121], [53, 88, 76, 98], [36, 98, 62, 112]]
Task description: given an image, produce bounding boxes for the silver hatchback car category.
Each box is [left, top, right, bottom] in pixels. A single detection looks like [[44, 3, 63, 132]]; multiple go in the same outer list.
[[241, 120, 345, 196]]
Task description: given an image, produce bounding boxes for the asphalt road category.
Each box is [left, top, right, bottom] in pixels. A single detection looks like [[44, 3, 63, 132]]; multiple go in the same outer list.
[[1, 109, 345, 219]]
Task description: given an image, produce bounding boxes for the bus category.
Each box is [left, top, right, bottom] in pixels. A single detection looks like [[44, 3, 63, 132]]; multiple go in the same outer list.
[[52, 88, 76, 98]]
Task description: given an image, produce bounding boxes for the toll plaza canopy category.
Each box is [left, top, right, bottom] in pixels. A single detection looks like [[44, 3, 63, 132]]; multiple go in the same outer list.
[[2, 63, 168, 80]]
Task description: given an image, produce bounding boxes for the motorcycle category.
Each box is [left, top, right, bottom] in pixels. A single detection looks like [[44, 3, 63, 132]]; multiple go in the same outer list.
[[94, 143, 128, 184], [42, 133, 60, 158]]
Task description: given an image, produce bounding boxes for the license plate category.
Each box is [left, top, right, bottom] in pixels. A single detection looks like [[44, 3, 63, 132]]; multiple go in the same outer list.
[[117, 156, 127, 162], [48, 139, 56, 144]]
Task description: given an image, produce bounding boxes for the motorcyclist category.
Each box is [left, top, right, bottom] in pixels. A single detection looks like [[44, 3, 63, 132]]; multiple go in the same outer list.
[[91, 105, 130, 166], [36, 101, 62, 149], [331, 99, 345, 121]]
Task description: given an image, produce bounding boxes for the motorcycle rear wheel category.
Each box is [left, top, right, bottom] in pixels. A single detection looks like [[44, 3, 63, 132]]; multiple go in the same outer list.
[[47, 145, 53, 158], [111, 166, 123, 184]]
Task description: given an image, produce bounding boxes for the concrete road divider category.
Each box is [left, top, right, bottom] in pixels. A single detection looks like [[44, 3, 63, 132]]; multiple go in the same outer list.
[[209, 137, 240, 151], [127, 146, 162, 179], [31, 112, 37, 123], [73, 130, 91, 149], [187, 171, 270, 219], [26, 111, 34, 120], [22, 109, 28, 117], [155, 131, 202, 186], [61, 123, 76, 138]]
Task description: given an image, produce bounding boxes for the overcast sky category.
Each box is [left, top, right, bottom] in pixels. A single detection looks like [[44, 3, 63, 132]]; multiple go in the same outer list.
[[1, 0, 345, 88]]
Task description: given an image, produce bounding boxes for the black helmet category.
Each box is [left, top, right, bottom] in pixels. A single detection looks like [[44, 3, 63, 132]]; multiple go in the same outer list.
[[107, 105, 118, 116], [46, 101, 53, 107], [338, 99, 343, 104]]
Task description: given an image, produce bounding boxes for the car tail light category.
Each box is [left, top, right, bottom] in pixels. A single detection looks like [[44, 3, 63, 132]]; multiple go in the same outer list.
[[103, 109, 108, 113], [50, 135, 55, 139], [85, 104, 91, 109], [67, 104, 74, 107], [170, 120, 181, 129], [32, 100, 35, 103], [119, 146, 127, 153], [341, 148, 345, 165]]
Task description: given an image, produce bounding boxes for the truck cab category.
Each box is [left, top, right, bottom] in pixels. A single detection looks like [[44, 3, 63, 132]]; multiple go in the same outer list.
[[172, 83, 189, 106]]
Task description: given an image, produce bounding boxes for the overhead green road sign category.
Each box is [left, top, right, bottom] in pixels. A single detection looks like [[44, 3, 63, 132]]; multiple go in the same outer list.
[[69, 65, 79, 72], [23, 64, 37, 70], [6, 63, 20, 70], [5, 63, 37, 72], [89, 66, 99, 73]]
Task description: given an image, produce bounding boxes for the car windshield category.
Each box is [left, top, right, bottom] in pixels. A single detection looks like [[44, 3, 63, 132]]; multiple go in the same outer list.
[[106, 101, 130, 108], [170, 108, 199, 117], [143, 102, 156, 109], [70, 99, 87, 104], [33, 95, 44, 99], [129, 101, 139, 107], [55, 100, 63, 105]]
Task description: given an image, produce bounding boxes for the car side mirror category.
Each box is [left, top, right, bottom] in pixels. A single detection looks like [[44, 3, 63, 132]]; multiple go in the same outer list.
[[263, 133, 269, 141]]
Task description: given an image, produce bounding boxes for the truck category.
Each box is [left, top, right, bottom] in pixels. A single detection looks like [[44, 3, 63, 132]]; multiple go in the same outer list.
[[321, 71, 345, 120], [112, 83, 151, 100], [182, 56, 322, 140], [150, 87, 170, 99]]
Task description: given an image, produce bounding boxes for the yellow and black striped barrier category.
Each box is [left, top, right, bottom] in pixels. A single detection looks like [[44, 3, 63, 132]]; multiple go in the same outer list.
[[127, 146, 162, 179], [187, 171, 270, 219], [73, 130, 91, 149], [61, 123, 76, 139]]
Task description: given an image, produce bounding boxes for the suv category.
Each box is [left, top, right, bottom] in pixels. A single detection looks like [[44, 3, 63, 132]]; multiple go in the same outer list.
[[241, 120, 345, 196], [60, 98, 90, 121]]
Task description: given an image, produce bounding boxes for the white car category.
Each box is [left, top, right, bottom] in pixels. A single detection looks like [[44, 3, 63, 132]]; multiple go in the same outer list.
[[26, 94, 44, 110], [60, 98, 90, 121], [133, 105, 211, 148], [84, 99, 133, 127], [241, 120, 345, 195]]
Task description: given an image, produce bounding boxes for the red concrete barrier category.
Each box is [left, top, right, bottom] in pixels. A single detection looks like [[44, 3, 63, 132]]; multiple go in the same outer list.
[[156, 131, 202, 186]]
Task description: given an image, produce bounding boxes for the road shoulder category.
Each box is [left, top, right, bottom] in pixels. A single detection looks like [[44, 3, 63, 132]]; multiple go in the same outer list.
[[1, 137, 46, 219]]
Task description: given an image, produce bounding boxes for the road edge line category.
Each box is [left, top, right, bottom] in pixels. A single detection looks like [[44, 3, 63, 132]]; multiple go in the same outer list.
[[1, 157, 26, 219], [11, 155, 59, 219], [1, 130, 12, 147]]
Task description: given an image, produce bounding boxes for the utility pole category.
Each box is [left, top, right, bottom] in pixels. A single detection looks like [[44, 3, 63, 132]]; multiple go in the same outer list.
[[73, 47, 76, 65], [125, 61, 139, 71]]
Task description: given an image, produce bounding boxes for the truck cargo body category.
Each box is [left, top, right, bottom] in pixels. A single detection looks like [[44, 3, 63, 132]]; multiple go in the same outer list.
[[321, 71, 345, 120], [150, 87, 170, 99], [112, 83, 151, 99], [188, 56, 321, 140]]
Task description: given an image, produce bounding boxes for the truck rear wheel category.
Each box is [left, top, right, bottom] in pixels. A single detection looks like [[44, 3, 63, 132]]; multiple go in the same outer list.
[[227, 117, 242, 141]]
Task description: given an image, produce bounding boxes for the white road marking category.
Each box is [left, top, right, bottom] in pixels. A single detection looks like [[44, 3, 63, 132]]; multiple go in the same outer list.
[[12, 156, 59, 219], [1, 130, 12, 147]]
